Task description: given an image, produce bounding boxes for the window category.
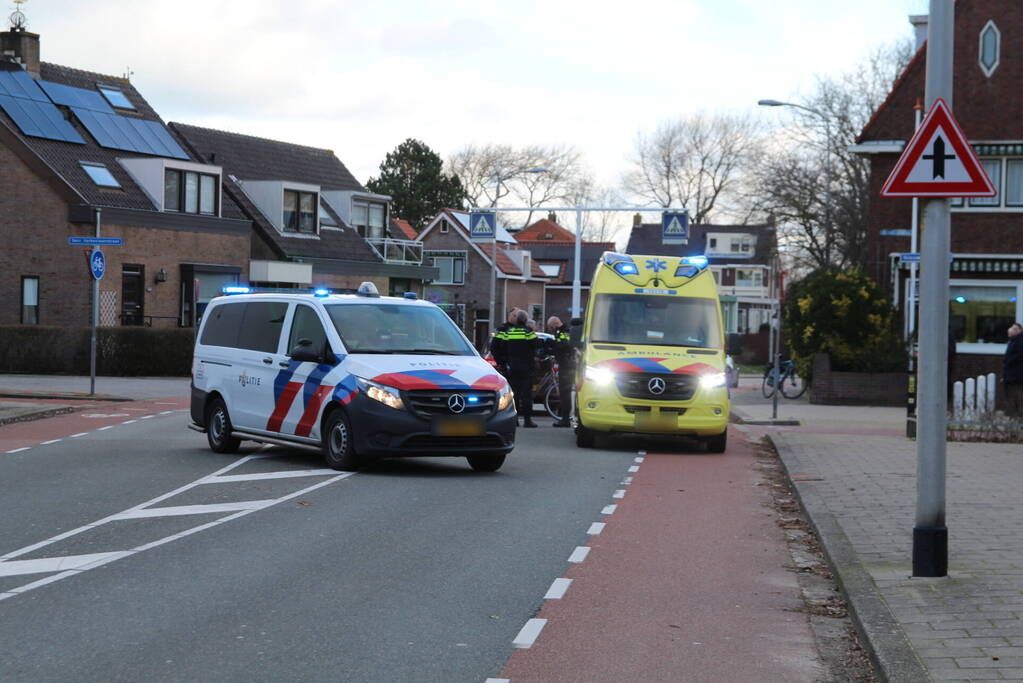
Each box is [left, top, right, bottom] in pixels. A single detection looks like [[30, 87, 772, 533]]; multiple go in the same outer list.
[[80, 162, 120, 188], [181, 265, 240, 327], [709, 238, 717, 250], [200, 302, 246, 347], [164, 169, 218, 215], [590, 293, 722, 348], [1006, 160, 1023, 207], [326, 303, 474, 355], [730, 240, 740, 252], [979, 20, 1000, 77], [969, 159, 1001, 207], [21, 276, 38, 324], [736, 268, 764, 288], [97, 85, 135, 110], [427, 252, 466, 284], [440, 220, 449, 234], [283, 189, 317, 233], [538, 263, 561, 278], [288, 305, 328, 355], [352, 199, 387, 239], [237, 302, 288, 353], [949, 284, 1017, 344], [319, 202, 339, 229]]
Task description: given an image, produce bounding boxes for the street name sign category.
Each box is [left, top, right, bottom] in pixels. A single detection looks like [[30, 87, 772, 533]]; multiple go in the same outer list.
[[661, 211, 689, 245], [470, 211, 497, 241], [900, 253, 920, 263], [881, 98, 996, 198], [69, 236, 123, 246]]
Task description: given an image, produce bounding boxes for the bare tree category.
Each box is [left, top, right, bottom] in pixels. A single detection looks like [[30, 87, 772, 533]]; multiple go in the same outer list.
[[623, 113, 762, 224]]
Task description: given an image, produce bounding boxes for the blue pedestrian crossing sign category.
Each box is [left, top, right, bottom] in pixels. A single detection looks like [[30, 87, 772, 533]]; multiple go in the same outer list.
[[662, 212, 689, 245], [470, 211, 497, 241], [90, 249, 106, 280]]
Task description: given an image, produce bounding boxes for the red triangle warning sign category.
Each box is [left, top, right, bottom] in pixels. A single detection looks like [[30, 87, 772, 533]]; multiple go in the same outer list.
[[880, 98, 996, 198]]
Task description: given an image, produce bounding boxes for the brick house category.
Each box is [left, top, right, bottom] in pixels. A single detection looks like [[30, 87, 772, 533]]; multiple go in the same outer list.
[[416, 209, 549, 350], [511, 215, 615, 324], [626, 220, 780, 334], [854, 0, 1023, 380]]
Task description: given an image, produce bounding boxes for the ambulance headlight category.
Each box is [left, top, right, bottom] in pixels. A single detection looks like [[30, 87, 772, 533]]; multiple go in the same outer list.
[[497, 384, 514, 411], [585, 365, 616, 386], [356, 377, 404, 411], [699, 372, 727, 390]]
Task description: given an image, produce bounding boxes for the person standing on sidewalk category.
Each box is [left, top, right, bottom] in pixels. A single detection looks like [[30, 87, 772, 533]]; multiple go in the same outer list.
[[492, 310, 540, 428], [546, 316, 576, 428], [1003, 322, 1023, 417]]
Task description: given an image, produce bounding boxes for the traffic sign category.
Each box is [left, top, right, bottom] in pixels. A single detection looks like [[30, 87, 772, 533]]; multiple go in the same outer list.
[[69, 236, 123, 246], [900, 253, 920, 263], [89, 250, 106, 280], [469, 211, 496, 241], [661, 211, 689, 245], [881, 98, 996, 198]]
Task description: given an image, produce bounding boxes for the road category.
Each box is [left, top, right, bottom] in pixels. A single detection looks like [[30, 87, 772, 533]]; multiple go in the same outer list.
[[0, 387, 829, 682]]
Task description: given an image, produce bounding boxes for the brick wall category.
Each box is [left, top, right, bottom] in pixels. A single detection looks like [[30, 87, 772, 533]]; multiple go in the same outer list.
[[810, 353, 907, 406]]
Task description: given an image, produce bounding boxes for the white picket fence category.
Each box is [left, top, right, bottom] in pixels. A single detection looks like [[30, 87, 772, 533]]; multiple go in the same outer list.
[[952, 372, 997, 421]]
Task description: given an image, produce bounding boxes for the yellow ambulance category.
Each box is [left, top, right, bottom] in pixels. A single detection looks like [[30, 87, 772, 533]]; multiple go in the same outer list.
[[574, 252, 730, 452]]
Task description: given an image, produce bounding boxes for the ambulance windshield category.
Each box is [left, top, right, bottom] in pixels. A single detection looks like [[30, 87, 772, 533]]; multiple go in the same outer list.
[[590, 293, 721, 349], [326, 303, 475, 355]]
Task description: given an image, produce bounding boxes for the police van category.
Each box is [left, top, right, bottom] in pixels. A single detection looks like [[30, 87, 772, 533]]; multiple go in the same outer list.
[[189, 283, 516, 472], [574, 252, 730, 452]]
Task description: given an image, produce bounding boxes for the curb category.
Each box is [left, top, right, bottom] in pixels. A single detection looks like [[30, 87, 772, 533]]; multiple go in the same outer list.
[[730, 406, 801, 426], [768, 433, 931, 683], [0, 406, 79, 426], [0, 391, 132, 402]]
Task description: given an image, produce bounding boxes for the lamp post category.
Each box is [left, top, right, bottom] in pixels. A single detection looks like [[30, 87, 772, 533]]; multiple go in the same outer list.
[[488, 167, 548, 332]]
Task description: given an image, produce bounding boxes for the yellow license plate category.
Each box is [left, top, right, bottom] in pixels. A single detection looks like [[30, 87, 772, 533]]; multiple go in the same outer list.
[[432, 417, 486, 437]]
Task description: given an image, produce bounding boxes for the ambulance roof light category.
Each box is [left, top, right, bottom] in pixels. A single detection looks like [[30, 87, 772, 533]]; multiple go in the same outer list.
[[681, 255, 709, 269]]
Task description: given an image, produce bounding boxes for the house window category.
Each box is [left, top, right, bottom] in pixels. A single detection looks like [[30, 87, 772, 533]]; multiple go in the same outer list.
[[21, 276, 39, 324], [438, 303, 466, 328], [735, 269, 763, 288], [538, 263, 561, 278], [979, 20, 1000, 77], [969, 159, 1002, 207], [283, 190, 317, 233], [730, 240, 740, 252], [426, 251, 466, 284], [97, 85, 135, 110], [439, 220, 449, 234], [709, 238, 717, 250], [949, 283, 1018, 345], [80, 162, 120, 188], [1005, 160, 1023, 207], [164, 169, 218, 215], [352, 199, 386, 239]]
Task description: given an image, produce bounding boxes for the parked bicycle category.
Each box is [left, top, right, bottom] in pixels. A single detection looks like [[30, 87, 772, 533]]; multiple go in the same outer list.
[[536, 361, 562, 420], [762, 359, 807, 399]]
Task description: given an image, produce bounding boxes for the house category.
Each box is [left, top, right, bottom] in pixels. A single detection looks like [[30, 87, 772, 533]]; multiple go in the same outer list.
[[854, 0, 1023, 380], [170, 124, 436, 300], [625, 219, 780, 334], [0, 22, 250, 329], [512, 215, 616, 323], [416, 209, 549, 349]]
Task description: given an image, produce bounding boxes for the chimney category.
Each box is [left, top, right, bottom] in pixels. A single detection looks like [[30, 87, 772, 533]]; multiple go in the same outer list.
[[633, 213, 642, 227], [909, 14, 928, 51], [1, 7, 40, 77], [547, 211, 557, 223]]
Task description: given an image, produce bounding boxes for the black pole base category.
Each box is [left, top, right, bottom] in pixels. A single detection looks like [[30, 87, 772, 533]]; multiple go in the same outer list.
[[912, 526, 948, 577]]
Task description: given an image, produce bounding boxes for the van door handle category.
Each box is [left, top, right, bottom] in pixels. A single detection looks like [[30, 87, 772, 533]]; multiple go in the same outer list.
[[279, 361, 291, 367], [262, 357, 273, 365]]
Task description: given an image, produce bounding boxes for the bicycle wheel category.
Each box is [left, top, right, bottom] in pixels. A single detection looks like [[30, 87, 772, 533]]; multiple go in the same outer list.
[[781, 370, 807, 399], [761, 371, 776, 399], [544, 383, 560, 419]]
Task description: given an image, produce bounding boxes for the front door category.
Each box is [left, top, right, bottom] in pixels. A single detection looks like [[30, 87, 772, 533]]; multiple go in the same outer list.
[[121, 264, 145, 326]]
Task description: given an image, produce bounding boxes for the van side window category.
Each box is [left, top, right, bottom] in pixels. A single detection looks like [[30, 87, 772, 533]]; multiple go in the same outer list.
[[288, 304, 328, 355], [237, 302, 288, 353], [199, 302, 245, 348]]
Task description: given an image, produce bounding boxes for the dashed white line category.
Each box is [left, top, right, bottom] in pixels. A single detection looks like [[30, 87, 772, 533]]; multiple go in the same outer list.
[[638, 450, 647, 456], [628, 465, 640, 473], [40, 439, 62, 445], [69, 432, 88, 438], [512, 619, 547, 649], [121, 420, 137, 425], [601, 504, 618, 515], [568, 546, 590, 563], [634, 456, 645, 463], [485, 679, 510, 683], [613, 489, 626, 499], [543, 578, 572, 600], [159, 410, 174, 415], [97, 426, 115, 431], [587, 522, 606, 535], [5, 447, 30, 454], [140, 415, 155, 420]]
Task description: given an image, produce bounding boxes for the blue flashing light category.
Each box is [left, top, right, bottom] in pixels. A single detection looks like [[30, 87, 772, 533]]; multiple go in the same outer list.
[[403, 291, 418, 299], [313, 288, 330, 297], [954, 296, 967, 303], [613, 261, 640, 276], [682, 255, 709, 269], [1012, 297, 1018, 303], [467, 395, 480, 404], [674, 265, 699, 278], [222, 286, 251, 295]]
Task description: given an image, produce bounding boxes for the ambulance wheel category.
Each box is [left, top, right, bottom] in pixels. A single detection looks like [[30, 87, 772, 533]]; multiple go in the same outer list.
[[575, 425, 596, 448], [706, 430, 727, 454], [206, 398, 240, 454], [467, 453, 506, 472], [323, 407, 362, 471]]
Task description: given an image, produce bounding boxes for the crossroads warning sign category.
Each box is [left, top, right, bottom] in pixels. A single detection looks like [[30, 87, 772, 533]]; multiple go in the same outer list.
[[880, 98, 996, 198]]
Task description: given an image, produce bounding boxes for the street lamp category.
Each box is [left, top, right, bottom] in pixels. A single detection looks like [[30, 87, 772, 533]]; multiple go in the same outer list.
[[488, 167, 548, 333]]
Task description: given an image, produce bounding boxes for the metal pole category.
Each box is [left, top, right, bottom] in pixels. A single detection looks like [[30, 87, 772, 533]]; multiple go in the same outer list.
[[914, 0, 952, 578], [90, 208, 101, 396], [572, 207, 582, 318], [772, 303, 780, 419], [489, 177, 501, 333], [908, 102, 923, 339]]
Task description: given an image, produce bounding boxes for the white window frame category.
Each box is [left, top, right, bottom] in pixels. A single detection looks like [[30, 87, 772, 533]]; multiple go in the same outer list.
[[949, 277, 1021, 355], [979, 20, 1000, 78], [425, 250, 467, 285]]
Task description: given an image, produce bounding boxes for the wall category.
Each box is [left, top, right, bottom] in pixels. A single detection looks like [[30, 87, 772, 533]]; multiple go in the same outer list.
[[810, 353, 907, 406], [420, 228, 493, 334]]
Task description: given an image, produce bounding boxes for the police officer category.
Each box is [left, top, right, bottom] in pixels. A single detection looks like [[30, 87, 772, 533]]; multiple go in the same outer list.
[[492, 310, 540, 428], [547, 316, 576, 427]]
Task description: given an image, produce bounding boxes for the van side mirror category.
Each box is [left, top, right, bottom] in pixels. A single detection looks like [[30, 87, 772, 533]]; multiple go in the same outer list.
[[289, 338, 320, 363]]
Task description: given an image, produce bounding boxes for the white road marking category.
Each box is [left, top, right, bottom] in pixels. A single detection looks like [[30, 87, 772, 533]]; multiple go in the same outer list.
[[82, 413, 129, 418], [110, 500, 276, 520], [512, 619, 547, 649], [121, 420, 137, 425], [159, 410, 174, 415], [622, 476, 633, 483], [602, 504, 618, 515], [69, 433, 88, 438], [568, 546, 590, 563], [97, 426, 115, 431], [634, 456, 645, 463], [485, 679, 510, 683], [543, 578, 572, 600], [203, 469, 339, 484], [141, 415, 155, 420], [587, 522, 605, 535], [638, 450, 647, 456], [0, 551, 130, 577], [613, 489, 626, 499], [40, 439, 62, 445], [5, 447, 30, 454], [628, 465, 640, 472]]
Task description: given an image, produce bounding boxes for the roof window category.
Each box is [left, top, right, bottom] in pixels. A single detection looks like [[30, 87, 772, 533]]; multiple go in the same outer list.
[[80, 161, 121, 188], [97, 85, 135, 110]]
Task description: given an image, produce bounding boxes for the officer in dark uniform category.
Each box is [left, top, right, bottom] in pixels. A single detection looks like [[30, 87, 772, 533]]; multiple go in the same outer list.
[[492, 310, 540, 427], [547, 316, 576, 427]]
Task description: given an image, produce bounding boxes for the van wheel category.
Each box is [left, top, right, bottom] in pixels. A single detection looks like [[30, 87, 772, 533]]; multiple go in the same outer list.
[[467, 454, 506, 472], [706, 430, 727, 454], [323, 408, 362, 471], [206, 398, 240, 454], [575, 425, 596, 448]]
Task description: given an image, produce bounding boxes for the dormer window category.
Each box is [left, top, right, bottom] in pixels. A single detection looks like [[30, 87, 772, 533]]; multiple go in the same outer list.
[[164, 168, 218, 215], [979, 21, 1000, 77], [319, 202, 339, 229], [352, 198, 386, 239], [284, 190, 317, 233], [97, 85, 135, 110]]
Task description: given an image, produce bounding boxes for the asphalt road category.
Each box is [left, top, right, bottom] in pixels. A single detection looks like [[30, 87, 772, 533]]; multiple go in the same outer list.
[[0, 409, 635, 682]]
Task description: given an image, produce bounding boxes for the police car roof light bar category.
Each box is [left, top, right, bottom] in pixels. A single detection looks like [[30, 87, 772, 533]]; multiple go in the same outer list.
[[357, 281, 380, 297], [222, 285, 251, 295]]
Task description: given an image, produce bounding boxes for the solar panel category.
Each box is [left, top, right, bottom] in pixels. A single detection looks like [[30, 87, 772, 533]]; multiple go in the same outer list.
[[0, 70, 48, 101], [71, 107, 188, 159], [38, 80, 114, 113], [0, 94, 85, 143]]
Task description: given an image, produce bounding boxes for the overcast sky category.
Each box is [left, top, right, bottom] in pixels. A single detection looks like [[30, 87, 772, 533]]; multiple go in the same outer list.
[[24, 0, 927, 188]]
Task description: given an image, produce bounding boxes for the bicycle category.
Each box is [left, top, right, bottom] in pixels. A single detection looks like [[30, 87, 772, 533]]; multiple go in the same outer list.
[[762, 359, 807, 399], [536, 361, 562, 420]]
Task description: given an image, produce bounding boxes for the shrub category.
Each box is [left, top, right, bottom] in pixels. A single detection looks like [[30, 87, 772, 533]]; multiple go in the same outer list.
[[782, 268, 906, 381]]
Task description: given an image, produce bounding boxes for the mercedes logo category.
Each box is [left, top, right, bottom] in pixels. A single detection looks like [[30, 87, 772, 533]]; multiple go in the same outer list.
[[648, 377, 666, 395], [447, 394, 467, 413]]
